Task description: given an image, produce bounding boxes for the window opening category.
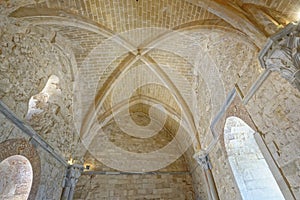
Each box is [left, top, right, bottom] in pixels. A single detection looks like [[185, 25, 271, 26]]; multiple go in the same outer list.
[[224, 117, 285, 200], [0, 155, 33, 199]]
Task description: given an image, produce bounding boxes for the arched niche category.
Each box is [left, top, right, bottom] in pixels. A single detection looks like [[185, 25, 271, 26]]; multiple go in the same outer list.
[[0, 139, 41, 200], [224, 116, 285, 200], [0, 155, 33, 199]]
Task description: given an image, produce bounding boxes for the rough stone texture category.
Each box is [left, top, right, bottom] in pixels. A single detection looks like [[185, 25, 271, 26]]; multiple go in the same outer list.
[[246, 72, 300, 198], [224, 117, 284, 200], [188, 160, 210, 200], [207, 74, 300, 200], [0, 114, 65, 200], [82, 110, 190, 171], [0, 16, 78, 159], [0, 155, 33, 200], [0, 0, 300, 199], [0, 113, 25, 143], [35, 147, 65, 200], [210, 141, 242, 200], [236, 0, 300, 20], [78, 109, 198, 198], [74, 173, 194, 200], [0, 137, 41, 200], [190, 29, 260, 150]]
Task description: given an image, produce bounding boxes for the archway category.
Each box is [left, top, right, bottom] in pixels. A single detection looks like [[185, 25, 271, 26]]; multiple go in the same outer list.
[[224, 116, 285, 200], [0, 139, 41, 199], [0, 155, 33, 199]]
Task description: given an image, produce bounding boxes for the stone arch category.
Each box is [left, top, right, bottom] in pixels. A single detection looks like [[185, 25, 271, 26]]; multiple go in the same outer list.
[[225, 95, 258, 133], [0, 155, 33, 199], [224, 116, 285, 200], [0, 139, 41, 200]]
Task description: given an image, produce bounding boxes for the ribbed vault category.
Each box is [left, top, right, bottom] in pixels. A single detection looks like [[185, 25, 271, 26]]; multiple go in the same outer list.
[[4, 0, 299, 172]]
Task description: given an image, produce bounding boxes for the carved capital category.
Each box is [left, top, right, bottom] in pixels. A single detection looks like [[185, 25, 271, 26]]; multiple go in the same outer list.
[[63, 164, 84, 187], [194, 152, 212, 170], [259, 21, 300, 91]]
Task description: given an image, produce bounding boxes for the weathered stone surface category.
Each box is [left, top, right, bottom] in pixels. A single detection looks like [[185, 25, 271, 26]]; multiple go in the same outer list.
[[259, 22, 300, 91], [0, 115, 66, 200], [36, 148, 65, 200], [74, 173, 194, 200], [0, 16, 78, 159], [210, 142, 242, 200], [246, 72, 300, 198], [1, 0, 300, 199], [0, 137, 41, 200], [82, 111, 190, 172], [0, 155, 33, 200]]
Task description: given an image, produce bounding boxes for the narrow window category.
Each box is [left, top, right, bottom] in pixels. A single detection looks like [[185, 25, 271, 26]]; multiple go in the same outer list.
[[0, 155, 33, 199], [224, 116, 285, 200]]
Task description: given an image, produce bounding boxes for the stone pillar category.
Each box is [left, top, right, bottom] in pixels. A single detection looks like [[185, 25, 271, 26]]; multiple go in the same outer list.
[[259, 21, 300, 91], [61, 164, 84, 200], [194, 153, 220, 200]]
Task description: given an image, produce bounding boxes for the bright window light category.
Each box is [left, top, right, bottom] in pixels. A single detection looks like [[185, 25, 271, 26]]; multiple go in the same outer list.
[[297, 11, 300, 20]]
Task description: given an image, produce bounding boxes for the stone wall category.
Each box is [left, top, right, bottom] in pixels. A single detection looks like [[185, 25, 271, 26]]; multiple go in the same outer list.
[[0, 155, 33, 199], [193, 28, 260, 150], [76, 110, 202, 199], [190, 28, 261, 200], [1, 1, 299, 200], [74, 173, 194, 200], [224, 117, 285, 200], [35, 146, 65, 200], [203, 96, 257, 200], [204, 72, 300, 200], [83, 110, 191, 172], [0, 16, 78, 160], [0, 113, 66, 200], [246, 72, 300, 198], [189, 163, 210, 200], [210, 142, 242, 200]]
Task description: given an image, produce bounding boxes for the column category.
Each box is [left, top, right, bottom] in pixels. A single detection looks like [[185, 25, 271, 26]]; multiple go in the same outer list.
[[61, 164, 84, 200], [259, 21, 300, 91], [195, 153, 220, 200]]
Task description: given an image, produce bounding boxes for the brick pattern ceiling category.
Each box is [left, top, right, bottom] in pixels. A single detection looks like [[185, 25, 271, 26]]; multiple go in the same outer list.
[[3, 0, 299, 147]]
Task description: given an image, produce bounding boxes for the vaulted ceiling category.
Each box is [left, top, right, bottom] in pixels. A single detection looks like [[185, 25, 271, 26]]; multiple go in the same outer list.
[[1, 0, 299, 171]]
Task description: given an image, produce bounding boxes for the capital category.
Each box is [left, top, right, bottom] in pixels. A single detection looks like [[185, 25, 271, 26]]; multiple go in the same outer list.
[[259, 21, 300, 91], [193, 151, 212, 170], [64, 164, 84, 187]]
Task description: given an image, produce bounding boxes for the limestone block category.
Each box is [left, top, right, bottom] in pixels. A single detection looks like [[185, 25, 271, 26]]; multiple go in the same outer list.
[[0, 16, 78, 160], [74, 173, 194, 200]]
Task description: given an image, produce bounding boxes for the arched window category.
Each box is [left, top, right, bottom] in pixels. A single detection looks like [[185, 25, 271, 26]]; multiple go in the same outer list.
[[0, 155, 33, 200], [224, 116, 285, 200]]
